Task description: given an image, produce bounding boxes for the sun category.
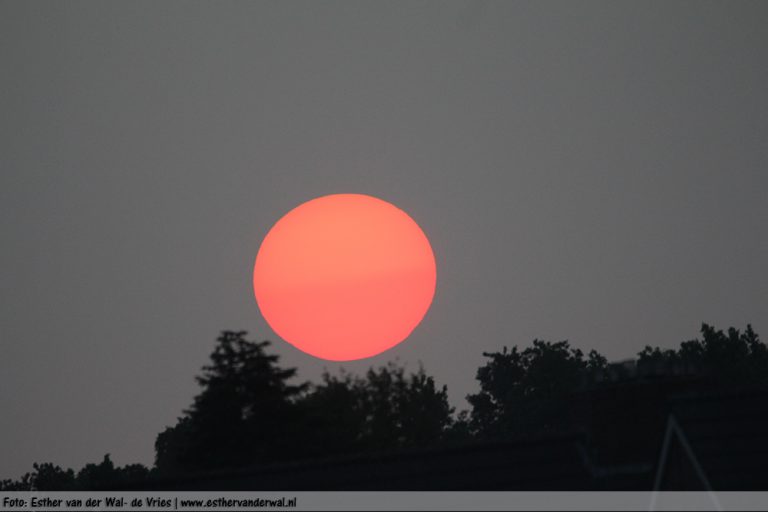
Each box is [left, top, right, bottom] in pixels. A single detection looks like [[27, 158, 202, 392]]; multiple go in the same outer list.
[[253, 193, 436, 361]]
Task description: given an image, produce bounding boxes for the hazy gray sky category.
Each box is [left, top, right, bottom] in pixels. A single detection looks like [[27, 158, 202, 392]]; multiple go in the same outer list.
[[2, 1, 767, 479]]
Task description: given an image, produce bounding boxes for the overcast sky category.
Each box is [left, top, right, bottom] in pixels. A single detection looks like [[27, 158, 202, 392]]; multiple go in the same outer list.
[[2, 1, 767, 480]]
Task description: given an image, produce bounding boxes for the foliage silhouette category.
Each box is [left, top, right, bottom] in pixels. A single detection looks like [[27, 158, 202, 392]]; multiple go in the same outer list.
[[0, 456, 149, 491], [467, 340, 608, 438], [30, 463, 77, 491], [155, 331, 307, 473], [156, 334, 455, 473], [637, 323, 767, 386], [77, 455, 150, 490], [297, 363, 455, 458], [0, 474, 32, 491], [3, 323, 767, 489]]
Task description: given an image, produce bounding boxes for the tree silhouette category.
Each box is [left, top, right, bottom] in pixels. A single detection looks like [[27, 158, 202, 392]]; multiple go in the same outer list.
[[296, 370, 366, 458], [0, 474, 32, 491], [155, 331, 307, 473], [361, 363, 455, 449], [3, 323, 766, 489], [76, 454, 149, 490], [467, 340, 607, 438], [31, 462, 77, 491], [154, 417, 194, 476], [297, 363, 455, 457], [0, 456, 149, 491], [0, 463, 73, 491], [638, 323, 768, 386]]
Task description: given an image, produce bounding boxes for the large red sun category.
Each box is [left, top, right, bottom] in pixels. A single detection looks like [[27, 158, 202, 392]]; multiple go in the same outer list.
[[253, 194, 436, 361]]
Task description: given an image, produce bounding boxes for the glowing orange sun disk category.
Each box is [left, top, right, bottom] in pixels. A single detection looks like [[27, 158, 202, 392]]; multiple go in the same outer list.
[[253, 194, 436, 361]]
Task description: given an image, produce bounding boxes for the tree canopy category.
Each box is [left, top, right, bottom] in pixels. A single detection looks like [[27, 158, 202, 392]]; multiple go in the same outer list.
[[0, 456, 148, 491], [155, 331, 307, 473], [155, 332, 456, 475], [3, 322, 767, 490], [637, 323, 767, 386], [298, 363, 455, 457], [467, 340, 607, 437]]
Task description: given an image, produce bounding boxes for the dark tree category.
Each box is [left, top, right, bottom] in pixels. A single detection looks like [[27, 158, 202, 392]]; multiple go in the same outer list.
[[0, 456, 150, 491], [0, 473, 32, 491], [297, 363, 455, 456], [467, 340, 607, 438], [155, 331, 307, 473], [154, 417, 194, 476], [76, 455, 117, 490], [297, 370, 367, 458], [7, 323, 762, 488], [75, 454, 149, 490], [358, 363, 454, 450], [32, 462, 77, 491], [638, 323, 768, 386]]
